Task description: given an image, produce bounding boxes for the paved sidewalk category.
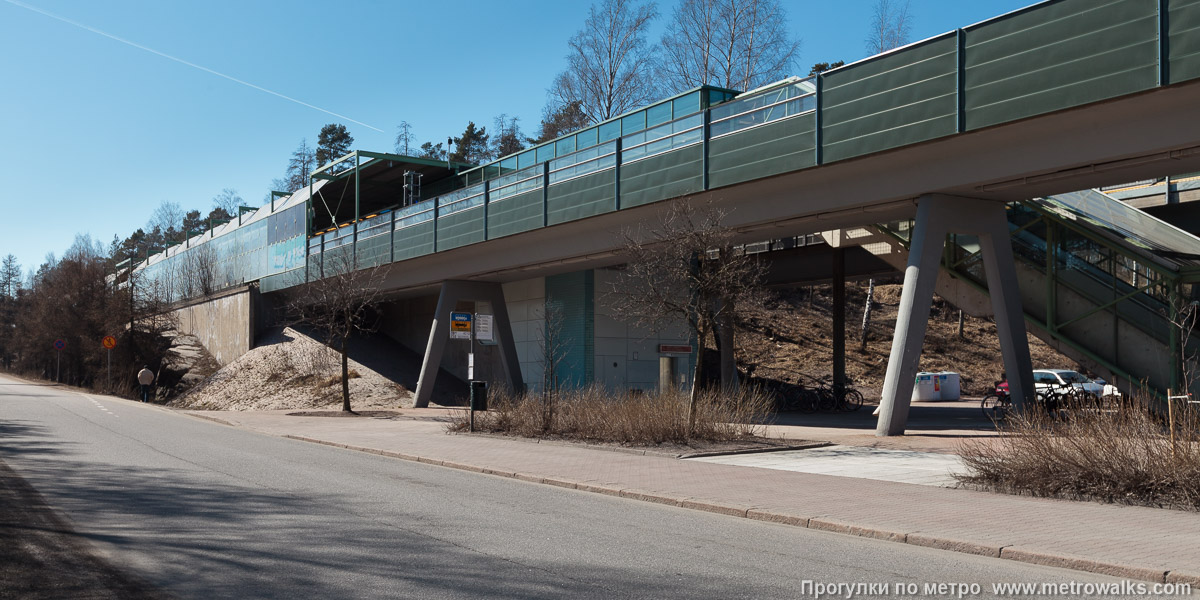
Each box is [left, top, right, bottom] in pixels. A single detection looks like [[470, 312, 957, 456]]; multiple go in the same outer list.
[[691, 446, 966, 487], [180, 406, 1200, 586]]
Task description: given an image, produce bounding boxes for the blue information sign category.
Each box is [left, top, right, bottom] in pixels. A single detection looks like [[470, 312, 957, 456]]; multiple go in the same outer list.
[[449, 312, 472, 340]]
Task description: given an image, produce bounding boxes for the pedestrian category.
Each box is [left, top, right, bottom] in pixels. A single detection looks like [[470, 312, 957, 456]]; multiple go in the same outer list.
[[137, 365, 155, 402]]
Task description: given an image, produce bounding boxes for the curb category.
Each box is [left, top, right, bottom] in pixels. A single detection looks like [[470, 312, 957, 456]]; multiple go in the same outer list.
[[277, 433, 1187, 586]]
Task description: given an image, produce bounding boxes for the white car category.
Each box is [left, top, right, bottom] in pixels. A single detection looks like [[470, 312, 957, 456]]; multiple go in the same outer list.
[[1032, 369, 1116, 398]]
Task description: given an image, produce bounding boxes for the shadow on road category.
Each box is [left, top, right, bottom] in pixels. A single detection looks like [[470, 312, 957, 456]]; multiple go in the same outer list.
[[3, 435, 755, 599]]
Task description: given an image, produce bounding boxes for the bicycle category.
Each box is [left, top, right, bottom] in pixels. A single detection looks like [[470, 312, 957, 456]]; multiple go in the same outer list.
[[815, 379, 864, 412], [981, 380, 1011, 422]]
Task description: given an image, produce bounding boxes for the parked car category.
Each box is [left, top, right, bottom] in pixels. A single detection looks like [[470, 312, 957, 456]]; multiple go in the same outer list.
[[1032, 369, 1112, 398]]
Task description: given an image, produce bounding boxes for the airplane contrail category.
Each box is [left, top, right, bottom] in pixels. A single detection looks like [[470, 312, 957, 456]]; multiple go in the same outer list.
[[4, 0, 385, 133]]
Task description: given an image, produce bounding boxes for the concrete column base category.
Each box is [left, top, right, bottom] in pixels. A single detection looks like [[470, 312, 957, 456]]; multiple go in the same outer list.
[[413, 281, 524, 409], [875, 195, 1034, 436]]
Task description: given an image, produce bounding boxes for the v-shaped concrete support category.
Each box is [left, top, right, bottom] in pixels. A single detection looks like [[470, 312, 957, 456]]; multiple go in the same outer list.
[[413, 280, 524, 408], [876, 195, 1034, 436]]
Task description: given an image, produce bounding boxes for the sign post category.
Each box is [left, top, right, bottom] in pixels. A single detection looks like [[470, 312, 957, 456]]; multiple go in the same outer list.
[[53, 339, 65, 383], [102, 336, 117, 392]]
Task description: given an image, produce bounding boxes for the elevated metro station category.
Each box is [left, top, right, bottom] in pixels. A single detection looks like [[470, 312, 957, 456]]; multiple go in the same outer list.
[[122, 0, 1200, 435]]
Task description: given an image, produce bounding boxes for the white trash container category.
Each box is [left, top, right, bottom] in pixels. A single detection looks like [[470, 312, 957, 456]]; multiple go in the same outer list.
[[936, 372, 961, 401], [913, 372, 940, 401]]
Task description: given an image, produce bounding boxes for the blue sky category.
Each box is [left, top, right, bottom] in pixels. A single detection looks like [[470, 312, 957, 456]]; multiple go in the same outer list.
[[0, 0, 1032, 277]]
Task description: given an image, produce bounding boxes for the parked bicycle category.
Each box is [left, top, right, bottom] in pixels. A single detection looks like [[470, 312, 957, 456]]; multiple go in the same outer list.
[[815, 379, 864, 412], [1037, 380, 1099, 414], [981, 379, 1011, 422], [781, 379, 863, 413]]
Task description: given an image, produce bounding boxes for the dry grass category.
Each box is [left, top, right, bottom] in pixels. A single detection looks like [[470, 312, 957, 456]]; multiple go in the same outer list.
[[317, 369, 361, 389], [447, 385, 774, 445], [956, 397, 1200, 510]]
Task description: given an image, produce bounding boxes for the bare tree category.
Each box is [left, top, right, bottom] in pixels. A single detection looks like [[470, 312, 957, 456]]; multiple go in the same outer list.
[[535, 300, 571, 431], [395, 121, 415, 156], [212, 188, 244, 216], [490, 114, 527, 159], [285, 139, 317, 193], [866, 0, 912, 54], [148, 201, 184, 240], [286, 249, 387, 412], [860, 278, 875, 351], [180, 243, 218, 299], [550, 0, 660, 125], [659, 0, 801, 93], [608, 199, 764, 434]]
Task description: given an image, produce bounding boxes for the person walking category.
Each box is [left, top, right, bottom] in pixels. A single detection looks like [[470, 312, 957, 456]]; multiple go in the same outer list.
[[137, 366, 155, 402]]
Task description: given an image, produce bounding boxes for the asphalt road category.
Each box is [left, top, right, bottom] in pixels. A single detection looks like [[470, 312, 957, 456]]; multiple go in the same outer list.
[[0, 374, 1162, 599]]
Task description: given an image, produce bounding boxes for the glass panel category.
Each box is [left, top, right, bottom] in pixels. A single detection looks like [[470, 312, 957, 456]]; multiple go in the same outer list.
[[621, 110, 646, 135], [437, 183, 485, 214], [708, 89, 730, 108], [549, 141, 617, 184], [536, 143, 555, 164], [599, 120, 621, 143], [709, 80, 817, 137], [517, 149, 536, 170], [395, 202, 435, 229], [555, 135, 576, 156], [482, 163, 500, 181], [491, 164, 544, 201], [1032, 190, 1200, 265], [620, 114, 703, 163], [500, 156, 518, 174], [673, 91, 700, 117], [646, 102, 672, 127], [575, 126, 598, 150]]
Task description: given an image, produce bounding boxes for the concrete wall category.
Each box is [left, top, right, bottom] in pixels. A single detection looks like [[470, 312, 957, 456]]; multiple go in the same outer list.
[[378, 269, 698, 395], [502, 278, 546, 392], [593, 267, 693, 393], [171, 286, 255, 366]]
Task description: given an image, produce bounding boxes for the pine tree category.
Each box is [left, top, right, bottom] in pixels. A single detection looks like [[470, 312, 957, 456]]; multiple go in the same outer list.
[[535, 101, 590, 144], [449, 122, 490, 164], [0, 254, 20, 299], [316, 123, 355, 167]]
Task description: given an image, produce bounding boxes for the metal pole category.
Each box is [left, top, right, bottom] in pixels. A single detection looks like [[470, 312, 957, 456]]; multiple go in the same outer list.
[[469, 317, 476, 433], [353, 153, 360, 268], [107, 348, 111, 393], [56, 350, 60, 383]]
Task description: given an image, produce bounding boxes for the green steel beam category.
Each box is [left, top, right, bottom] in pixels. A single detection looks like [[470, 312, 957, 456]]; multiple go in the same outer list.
[[312, 150, 358, 178], [1053, 277, 1168, 331], [357, 150, 474, 171], [271, 190, 289, 212]]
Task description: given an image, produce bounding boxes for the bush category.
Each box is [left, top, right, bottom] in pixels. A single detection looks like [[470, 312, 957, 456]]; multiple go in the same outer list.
[[956, 396, 1200, 510], [446, 385, 773, 445]]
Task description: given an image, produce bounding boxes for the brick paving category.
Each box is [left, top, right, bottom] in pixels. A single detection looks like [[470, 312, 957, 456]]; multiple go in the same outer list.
[[182, 406, 1200, 585]]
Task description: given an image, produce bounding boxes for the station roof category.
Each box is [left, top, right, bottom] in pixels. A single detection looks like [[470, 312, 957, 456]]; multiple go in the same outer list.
[[309, 151, 473, 232], [1034, 190, 1200, 269]]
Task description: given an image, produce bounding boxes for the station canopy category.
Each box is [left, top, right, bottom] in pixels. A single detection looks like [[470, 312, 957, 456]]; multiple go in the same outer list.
[[309, 151, 473, 235]]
